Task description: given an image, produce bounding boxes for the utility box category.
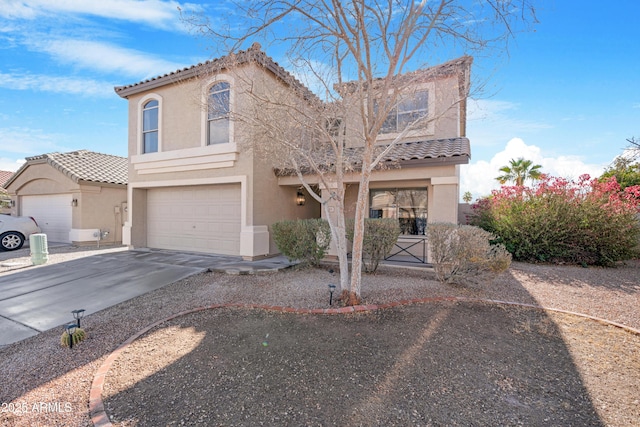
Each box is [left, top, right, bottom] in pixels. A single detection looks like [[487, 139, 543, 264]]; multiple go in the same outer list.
[[30, 233, 49, 265]]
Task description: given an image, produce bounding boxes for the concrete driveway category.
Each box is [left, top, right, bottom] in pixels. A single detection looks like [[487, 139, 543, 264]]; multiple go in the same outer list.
[[0, 249, 273, 346]]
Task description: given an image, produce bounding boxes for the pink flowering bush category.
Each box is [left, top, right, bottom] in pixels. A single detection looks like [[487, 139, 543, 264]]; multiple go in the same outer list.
[[469, 175, 640, 266]]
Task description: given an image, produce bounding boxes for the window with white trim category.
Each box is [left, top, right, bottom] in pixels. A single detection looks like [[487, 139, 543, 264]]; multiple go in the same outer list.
[[369, 188, 428, 235], [142, 99, 159, 153], [379, 90, 429, 134], [207, 82, 230, 145]]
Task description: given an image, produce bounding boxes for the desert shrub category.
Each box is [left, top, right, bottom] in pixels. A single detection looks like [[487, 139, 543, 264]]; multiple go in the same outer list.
[[470, 175, 640, 266], [271, 218, 331, 266], [427, 223, 512, 284], [346, 218, 401, 273], [467, 197, 496, 233]]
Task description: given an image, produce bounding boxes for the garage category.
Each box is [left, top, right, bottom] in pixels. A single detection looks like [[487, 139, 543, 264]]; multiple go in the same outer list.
[[147, 184, 241, 255], [22, 194, 72, 243]]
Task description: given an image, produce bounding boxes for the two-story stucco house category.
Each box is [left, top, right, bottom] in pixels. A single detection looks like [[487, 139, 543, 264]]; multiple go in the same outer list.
[[115, 44, 471, 261]]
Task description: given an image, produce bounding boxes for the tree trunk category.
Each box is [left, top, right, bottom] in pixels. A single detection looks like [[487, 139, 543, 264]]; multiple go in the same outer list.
[[324, 201, 350, 293], [320, 179, 351, 294], [347, 166, 372, 305]]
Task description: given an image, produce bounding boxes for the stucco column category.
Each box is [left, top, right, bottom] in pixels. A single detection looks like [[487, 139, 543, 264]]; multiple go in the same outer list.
[[429, 176, 460, 224]]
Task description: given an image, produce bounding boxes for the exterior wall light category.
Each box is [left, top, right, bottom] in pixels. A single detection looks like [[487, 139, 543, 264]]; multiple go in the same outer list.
[[9, 200, 15, 207], [296, 190, 306, 206], [71, 198, 78, 207]]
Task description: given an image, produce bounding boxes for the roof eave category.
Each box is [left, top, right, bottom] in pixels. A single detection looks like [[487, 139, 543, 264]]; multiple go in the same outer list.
[[115, 65, 202, 98], [76, 179, 127, 187], [393, 155, 470, 168], [114, 43, 318, 102]]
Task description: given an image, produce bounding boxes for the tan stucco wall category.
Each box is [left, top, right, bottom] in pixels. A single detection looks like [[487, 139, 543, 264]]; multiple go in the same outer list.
[[130, 188, 147, 247], [341, 73, 462, 148], [6, 162, 72, 196], [5, 161, 126, 244], [122, 62, 331, 257], [123, 64, 303, 256], [74, 185, 127, 244], [431, 76, 462, 139], [251, 158, 321, 254]]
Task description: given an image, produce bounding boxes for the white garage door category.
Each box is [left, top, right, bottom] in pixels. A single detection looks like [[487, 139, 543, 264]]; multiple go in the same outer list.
[[22, 194, 72, 243], [147, 184, 241, 255]]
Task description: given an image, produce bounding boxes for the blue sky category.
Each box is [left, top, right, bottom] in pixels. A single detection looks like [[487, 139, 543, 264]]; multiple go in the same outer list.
[[1, 1, 639, 200]]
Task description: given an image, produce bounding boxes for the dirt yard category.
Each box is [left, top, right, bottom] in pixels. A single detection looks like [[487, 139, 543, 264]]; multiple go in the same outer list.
[[0, 245, 638, 426]]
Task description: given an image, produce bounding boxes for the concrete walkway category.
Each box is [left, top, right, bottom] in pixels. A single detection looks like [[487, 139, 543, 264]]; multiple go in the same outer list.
[[0, 248, 295, 346]]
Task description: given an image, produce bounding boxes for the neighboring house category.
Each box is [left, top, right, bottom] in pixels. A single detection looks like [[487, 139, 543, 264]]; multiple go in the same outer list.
[[115, 44, 471, 261], [0, 170, 13, 215], [4, 150, 128, 245]]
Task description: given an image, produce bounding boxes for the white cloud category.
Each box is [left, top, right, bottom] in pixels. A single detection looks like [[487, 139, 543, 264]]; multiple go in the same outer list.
[[0, 0, 201, 31], [0, 72, 114, 97], [28, 38, 187, 79], [467, 98, 552, 147], [0, 157, 25, 172], [461, 138, 608, 201], [0, 127, 69, 157]]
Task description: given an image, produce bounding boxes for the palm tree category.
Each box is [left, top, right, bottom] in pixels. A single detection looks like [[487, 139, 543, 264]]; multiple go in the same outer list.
[[496, 158, 543, 186]]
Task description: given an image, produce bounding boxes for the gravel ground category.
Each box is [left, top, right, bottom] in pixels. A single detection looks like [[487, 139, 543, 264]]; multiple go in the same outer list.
[[0, 246, 638, 426]]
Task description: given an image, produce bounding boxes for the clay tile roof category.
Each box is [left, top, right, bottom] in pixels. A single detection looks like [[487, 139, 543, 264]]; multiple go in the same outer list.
[[114, 42, 317, 102], [274, 137, 470, 176], [378, 138, 471, 163], [0, 170, 14, 189], [6, 150, 128, 187]]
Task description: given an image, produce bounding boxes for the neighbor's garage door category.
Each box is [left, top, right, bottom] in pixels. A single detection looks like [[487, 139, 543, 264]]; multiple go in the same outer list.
[[22, 194, 72, 243], [147, 184, 241, 255]]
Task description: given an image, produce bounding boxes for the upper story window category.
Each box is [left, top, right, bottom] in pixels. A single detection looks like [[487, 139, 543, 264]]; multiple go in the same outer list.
[[207, 82, 230, 145], [142, 99, 159, 153], [380, 90, 429, 134]]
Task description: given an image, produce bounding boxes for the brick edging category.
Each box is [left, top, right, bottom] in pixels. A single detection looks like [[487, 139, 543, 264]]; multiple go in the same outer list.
[[90, 299, 640, 427]]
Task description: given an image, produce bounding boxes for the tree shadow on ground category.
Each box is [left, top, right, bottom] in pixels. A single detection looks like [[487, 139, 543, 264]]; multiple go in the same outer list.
[[509, 260, 640, 294], [103, 303, 608, 426]]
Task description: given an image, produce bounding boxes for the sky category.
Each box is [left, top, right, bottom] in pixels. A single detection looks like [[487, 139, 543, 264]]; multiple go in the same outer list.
[[0, 1, 639, 201]]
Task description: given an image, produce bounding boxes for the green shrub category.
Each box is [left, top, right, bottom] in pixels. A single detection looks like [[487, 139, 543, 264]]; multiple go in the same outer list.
[[271, 219, 331, 266], [470, 175, 640, 266], [427, 223, 512, 284], [346, 218, 401, 273]]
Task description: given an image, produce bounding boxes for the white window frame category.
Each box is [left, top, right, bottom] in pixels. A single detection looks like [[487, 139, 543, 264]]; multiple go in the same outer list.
[[377, 82, 435, 139], [137, 93, 163, 155], [201, 74, 235, 148]]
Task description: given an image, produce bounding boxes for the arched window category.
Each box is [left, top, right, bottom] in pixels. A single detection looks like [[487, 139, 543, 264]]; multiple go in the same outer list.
[[142, 99, 159, 153], [207, 82, 230, 145]]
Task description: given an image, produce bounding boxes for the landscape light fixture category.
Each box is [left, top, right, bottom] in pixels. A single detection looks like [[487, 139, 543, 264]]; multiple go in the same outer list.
[[296, 190, 306, 206], [72, 309, 85, 328], [66, 323, 77, 349], [328, 284, 336, 306]]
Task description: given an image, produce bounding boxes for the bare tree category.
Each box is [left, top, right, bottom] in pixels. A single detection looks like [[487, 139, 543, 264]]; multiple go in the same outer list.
[[183, 1, 536, 305], [627, 136, 640, 160]]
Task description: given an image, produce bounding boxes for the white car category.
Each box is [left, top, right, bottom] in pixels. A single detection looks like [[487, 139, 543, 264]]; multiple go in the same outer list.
[[0, 215, 41, 251]]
